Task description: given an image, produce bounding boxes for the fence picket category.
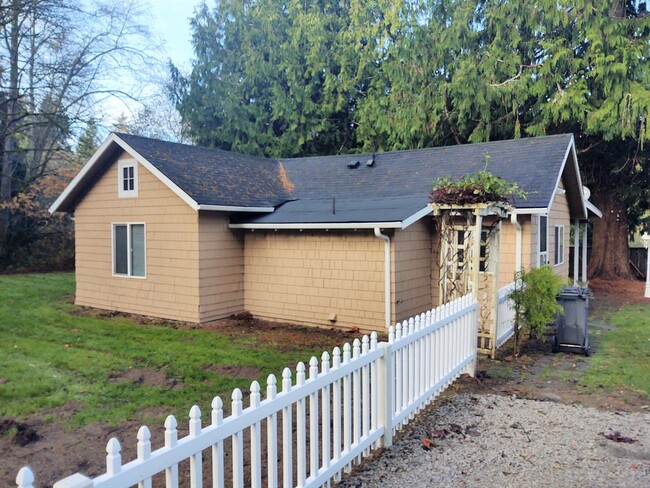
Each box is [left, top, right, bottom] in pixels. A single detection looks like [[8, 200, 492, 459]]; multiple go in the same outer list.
[[211, 398, 224, 488], [352, 339, 361, 464], [308, 357, 320, 480], [281, 368, 293, 488], [189, 406, 202, 488], [342, 343, 351, 473], [16, 467, 34, 488], [296, 362, 307, 487], [106, 438, 121, 476], [320, 352, 331, 477], [332, 347, 342, 482], [24, 293, 482, 488], [137, 426, 152, 488], [250, 381, 262, 488], [164, 416, 179, 488], [231, 391, 243, 488], [266, 375, 278, 488]]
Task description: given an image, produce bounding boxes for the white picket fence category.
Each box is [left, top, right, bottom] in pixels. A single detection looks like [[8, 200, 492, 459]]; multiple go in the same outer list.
[[16, 294, 478, 488], [495, 282, 517, 349]]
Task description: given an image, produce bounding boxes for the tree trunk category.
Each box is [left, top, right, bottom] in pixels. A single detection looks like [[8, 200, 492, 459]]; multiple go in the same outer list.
[[0, 1, 20, 261], [609, 0, 626, 18], [587, 190, 631, 279]]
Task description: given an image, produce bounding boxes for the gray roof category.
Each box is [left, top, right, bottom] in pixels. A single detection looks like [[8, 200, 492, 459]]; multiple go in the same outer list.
[[116, 133, 291, 207], [237, 134, 575, 225], [53, 132, 579, 224], [230, 195, 429, 226]]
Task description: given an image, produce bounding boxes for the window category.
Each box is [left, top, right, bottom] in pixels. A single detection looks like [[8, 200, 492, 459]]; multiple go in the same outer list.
[[538, 215, 548, 266], [113, 223, 146, 277], [554, 225, 565, 266], [118, 160, 138, 197]]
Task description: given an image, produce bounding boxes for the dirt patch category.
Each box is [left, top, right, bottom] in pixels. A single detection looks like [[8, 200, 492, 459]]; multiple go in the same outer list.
[[452, 279, 650, 412], [589, 278, 648, 309], [203, 364, 262, 379], [108, 367, 183, 390], [0, 419, 39, 446]]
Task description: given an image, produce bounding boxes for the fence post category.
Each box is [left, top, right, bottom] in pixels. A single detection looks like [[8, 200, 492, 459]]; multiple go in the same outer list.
[[377, 336, 394, 448], [464, 298, 478, 377]]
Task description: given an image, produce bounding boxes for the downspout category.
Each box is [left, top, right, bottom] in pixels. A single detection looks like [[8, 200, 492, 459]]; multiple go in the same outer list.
[[374, 227, 391, 328], [510, 213, 522, 274]]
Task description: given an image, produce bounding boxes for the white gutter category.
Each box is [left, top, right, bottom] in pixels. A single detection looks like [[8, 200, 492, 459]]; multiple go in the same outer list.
[[197, 204, 274, 213], [230, 221, 402, 230], [510, 213, 522, 273], [374, 228, 391, 329], [511, 207, 548, 215]]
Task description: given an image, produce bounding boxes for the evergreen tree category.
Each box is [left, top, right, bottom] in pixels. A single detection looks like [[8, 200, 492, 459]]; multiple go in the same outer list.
[[175, 0, 650, 279]]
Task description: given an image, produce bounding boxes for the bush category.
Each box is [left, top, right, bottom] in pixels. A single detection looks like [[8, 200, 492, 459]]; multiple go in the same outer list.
[[509, 266, 565, 355]]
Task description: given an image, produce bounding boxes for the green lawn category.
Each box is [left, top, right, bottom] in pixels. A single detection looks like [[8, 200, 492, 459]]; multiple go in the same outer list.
[[581, 303, 650, 399], [0, 273, 338, 426]]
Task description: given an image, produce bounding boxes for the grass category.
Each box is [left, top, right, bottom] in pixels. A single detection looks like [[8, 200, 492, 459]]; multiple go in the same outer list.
[[581, 303, 650, 399], [0, 273, 339, 427]]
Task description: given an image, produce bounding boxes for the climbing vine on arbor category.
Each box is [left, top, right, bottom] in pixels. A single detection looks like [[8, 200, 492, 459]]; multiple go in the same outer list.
[[430, 157, 526, 206]]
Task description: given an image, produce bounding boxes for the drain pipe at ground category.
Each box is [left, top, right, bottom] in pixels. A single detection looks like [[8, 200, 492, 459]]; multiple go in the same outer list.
[[510, 213, 522, 274], [374, 227, 391, 329]]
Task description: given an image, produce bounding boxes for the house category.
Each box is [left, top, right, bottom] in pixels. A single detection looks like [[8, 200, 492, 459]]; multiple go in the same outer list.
[[50, 133, 599, 333]]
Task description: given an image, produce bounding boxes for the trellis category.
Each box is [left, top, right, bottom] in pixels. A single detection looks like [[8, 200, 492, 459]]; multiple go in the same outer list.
[[431, 203, 509, 357]]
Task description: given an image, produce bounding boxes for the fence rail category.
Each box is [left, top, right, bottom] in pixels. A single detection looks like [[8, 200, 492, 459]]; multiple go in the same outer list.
[[17, 295, 478, 488], [495, 282, 517, 349]]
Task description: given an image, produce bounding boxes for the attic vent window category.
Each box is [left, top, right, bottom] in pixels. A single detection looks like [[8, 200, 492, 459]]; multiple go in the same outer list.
[[118, 160, 138, 198], [347, 161, 360, 169]]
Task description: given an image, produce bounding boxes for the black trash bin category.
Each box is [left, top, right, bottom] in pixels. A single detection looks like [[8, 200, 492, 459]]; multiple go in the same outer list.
[[553, 287, 590, 356]]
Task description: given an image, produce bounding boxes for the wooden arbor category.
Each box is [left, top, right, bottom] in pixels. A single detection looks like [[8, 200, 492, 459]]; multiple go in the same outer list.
[[431, 203, 510, 357]]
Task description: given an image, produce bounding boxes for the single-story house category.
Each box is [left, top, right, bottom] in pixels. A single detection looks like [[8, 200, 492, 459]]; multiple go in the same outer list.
[[50, 133, 600, 332]]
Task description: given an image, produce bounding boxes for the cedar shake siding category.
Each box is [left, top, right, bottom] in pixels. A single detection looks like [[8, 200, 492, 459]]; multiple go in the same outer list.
[[549, 180, 571, 277], [244, 230, 385, 331], [198, 212, 245, 322], [74, 152, 201, 322], [392, 219, 433, 322]]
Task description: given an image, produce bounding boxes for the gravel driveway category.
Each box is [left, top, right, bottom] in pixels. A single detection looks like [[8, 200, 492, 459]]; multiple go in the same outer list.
[[338, 394, 650, 487]]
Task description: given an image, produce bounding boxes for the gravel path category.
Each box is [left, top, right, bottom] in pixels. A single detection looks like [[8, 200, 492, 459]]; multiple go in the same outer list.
[[338, 394, 650, 487]]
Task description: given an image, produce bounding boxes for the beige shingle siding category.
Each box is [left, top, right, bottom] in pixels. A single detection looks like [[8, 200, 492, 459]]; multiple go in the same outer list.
[[549, 180, 570, 278], [393, 219, 433, 322], [244, 230, 385, 331], [74, 151, 201, 322], [198, 213, 245, 322]]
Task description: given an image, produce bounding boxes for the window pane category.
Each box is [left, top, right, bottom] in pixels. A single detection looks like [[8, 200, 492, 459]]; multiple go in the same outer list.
[[131, 224, 145, 277], [114, 225, 128, 274], [539, 216, 548, 253]]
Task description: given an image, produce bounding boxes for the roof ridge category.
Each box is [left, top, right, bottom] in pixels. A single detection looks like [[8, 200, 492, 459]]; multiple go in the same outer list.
[[280, 133, 573, 163], [114, 132, 280, 164]]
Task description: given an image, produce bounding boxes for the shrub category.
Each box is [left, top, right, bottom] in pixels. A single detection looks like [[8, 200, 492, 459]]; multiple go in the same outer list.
[[509, 266, 565, 355]]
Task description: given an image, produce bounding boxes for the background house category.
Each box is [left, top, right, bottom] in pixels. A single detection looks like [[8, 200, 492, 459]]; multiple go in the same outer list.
[[51, 133, 597, 332]]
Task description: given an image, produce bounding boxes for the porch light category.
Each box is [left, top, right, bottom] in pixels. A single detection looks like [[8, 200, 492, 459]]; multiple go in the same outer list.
[[642, 232, 650, 298]]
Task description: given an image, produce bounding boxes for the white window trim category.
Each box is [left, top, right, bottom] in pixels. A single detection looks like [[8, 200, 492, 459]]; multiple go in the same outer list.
[[112, 222, 147, 279], [117, 159, 138, 198], [554, 225, 565, 266], [538, 215, 549, 267]]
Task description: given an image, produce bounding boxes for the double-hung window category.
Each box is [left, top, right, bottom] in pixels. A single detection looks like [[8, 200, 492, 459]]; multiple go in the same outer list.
[[118, 160, 138, 198], [538, 215, 549, 266], [113, 223, 146, 277], [554, 225, 565, 266]]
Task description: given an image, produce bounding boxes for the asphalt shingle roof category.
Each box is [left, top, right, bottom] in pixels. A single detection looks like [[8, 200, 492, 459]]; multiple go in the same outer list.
[[116, 133, 291, 207], [116, 133, 574, 224]]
